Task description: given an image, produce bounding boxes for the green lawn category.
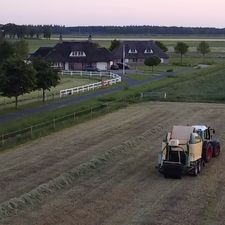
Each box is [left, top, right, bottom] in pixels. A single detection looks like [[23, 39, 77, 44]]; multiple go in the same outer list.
[[135, 63, 180, 74], [0, 75, 99, 108], [1, 59, 225, 149], [160, 65, 225, 102]]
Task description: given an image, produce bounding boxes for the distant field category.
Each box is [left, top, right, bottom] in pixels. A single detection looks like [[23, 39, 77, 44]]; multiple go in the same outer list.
[[8, 38, 58, 53], [7, 35, 225, 53]]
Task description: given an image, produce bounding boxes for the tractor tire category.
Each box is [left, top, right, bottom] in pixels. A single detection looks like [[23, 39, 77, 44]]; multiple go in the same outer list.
[[212, 142, 220, 157], [203, 143, 213, 163], [197, 161, 202, 174], [194, 164, 198, 176]]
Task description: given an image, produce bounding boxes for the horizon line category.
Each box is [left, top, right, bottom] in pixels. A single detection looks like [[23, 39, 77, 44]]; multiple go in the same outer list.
[[1, 23, 225, 29]]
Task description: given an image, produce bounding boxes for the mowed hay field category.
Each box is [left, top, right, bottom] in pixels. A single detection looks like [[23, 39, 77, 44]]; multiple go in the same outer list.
[[1, 101, 225, 225]]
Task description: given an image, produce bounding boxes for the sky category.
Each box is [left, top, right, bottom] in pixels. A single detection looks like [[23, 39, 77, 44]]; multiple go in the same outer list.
[[1, 0, 225, 28]]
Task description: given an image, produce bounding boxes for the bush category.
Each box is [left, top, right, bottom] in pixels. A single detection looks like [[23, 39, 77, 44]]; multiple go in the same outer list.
[[122, 81, 129, 90]]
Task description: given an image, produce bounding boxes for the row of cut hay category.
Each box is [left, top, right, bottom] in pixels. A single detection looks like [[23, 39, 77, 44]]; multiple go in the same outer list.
[[0, 124, 165, 220]]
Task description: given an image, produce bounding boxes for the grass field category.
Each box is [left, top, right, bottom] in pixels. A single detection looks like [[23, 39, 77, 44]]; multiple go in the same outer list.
[[7, 35, 225, 54], [1, 60, 224, 134], [2, 101, 225, 225], [162, 65, 225, 102], [0, 75, 99, 108], [1, 35, 225, 225], [2, 35, 225, 146]]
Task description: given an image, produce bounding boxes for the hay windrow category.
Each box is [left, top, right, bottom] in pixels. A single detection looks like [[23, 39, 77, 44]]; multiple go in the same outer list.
[[0, 124, 164, 220]]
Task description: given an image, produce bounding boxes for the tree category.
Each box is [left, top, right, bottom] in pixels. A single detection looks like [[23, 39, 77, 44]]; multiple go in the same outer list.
[[13, 39, 29, 59], [197, 41, 210, 57], [0, 40, 14, 66], [0, 57, 36, 108], [32, 58, 60, 102], [155, 41, 168, 52], [109, 39, 120, 51], [43, 26, 52, 39], [174, 42, 189, 64], [144, 55, 161, 72], [0, 29, 4, 40]]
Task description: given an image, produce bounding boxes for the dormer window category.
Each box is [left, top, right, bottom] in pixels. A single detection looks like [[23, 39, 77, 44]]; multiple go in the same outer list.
[[128, 49, 137, 54], [70, 51, 86, 57], [144, 49, 153, 54]]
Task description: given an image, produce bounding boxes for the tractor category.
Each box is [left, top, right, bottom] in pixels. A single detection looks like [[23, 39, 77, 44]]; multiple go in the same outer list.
[[157, 125, 220, 178]]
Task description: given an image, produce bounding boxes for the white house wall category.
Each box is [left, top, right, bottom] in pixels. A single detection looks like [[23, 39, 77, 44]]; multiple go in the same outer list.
[[96, 62, 108, 71], [65, 62, 69, 71]]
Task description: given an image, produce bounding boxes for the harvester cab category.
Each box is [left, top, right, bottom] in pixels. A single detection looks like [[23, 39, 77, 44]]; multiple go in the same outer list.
[[158, 125, 220, 178]]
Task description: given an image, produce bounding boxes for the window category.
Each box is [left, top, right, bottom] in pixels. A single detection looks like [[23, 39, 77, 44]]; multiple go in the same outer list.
[[132, 58, 138, 62], [128, 49, 137, 54], [53, 62, 62, 68], [204, 129, 210, 140], [190, 133, 202, 144], [69, 63, 75, 70], [144, 49, 153, 54], [195, 134, 202, 143], [70, 51, 86, 57]]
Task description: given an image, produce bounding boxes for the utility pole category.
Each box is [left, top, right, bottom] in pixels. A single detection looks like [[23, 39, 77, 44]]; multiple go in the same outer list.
[[123, 44, 125, 75]]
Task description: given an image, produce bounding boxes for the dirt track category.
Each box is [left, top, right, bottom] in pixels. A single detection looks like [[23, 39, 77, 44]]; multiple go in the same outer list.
[[1, 101, 225, 225]]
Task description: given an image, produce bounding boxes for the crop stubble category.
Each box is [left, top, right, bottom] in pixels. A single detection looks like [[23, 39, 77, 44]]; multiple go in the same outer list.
[[1, 101, 225, 225]]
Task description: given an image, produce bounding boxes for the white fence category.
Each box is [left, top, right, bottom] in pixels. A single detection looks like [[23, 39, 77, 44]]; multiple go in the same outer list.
[[59, 71, 122, 98], [140, 92, 167, 100]]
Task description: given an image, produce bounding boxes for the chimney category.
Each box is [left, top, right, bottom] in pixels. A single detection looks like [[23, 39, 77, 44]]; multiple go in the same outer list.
[[59, 33, 63, 43], [88, 34, 92, 42]]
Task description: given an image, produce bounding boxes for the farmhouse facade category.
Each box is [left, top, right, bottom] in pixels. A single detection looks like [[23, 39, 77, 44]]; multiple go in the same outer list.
[[112, 41, 169, 64], [30, 41, 114, 71]]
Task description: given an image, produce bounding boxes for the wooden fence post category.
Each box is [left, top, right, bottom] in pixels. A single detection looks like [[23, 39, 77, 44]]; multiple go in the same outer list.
[[53, 119, 56, 129], [30, 126, 33, 137], [164, 92, 167, 100], [1, 133, 4, 146], [91, 107, 93, 119], [73, 112, 76, 121]]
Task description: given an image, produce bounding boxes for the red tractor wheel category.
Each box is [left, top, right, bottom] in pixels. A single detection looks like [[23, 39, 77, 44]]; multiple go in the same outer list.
[[205, 143, 212, 163], [213, 143, 220, 157]]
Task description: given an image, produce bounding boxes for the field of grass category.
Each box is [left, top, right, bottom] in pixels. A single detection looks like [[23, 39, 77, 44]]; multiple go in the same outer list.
[[0, 75, 99, 108], [161, 65, 225, 102], [8, 38, 58, 53], [7, 34, 225, 54], [0, 62, 225, 150], [1, 35, 225, 148], [1, 60, 223, 131], [136, 63, 180, 74]]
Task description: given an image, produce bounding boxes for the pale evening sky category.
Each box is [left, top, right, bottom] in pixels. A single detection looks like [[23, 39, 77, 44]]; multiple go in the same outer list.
[[1, 0, 225, 28]]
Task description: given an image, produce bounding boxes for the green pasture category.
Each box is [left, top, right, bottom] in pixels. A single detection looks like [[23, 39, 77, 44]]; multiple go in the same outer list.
[[1, 60, 225, 149], [1, 62, 225, 132], [0, 75, 99, 107], [159, 65, 225, 102], [7, 35, 225, 54], [2, 35, 225, 149]]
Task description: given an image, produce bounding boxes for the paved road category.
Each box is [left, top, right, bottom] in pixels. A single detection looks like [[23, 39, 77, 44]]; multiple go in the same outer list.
[[0, 68, 192, 124]]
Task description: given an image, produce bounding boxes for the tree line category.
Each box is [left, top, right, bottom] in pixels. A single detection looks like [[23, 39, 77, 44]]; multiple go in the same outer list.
[[0, 40, 60, 108], [62, 26, 225, 36], [1, 24, 225, 39], [0, 24, 56, 39]]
